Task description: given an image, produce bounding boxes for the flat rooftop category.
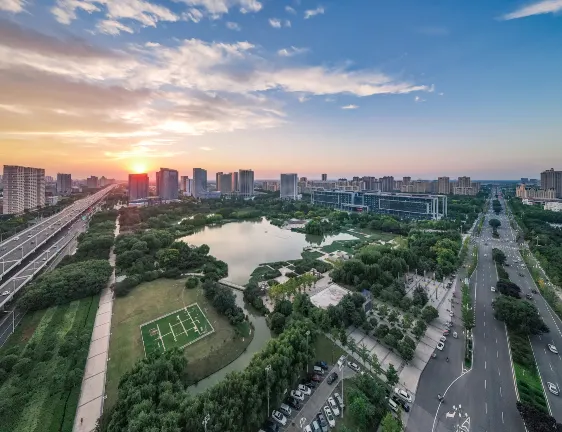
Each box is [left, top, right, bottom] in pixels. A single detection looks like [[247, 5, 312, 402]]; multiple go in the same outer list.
[[310, 284, 351, 309]]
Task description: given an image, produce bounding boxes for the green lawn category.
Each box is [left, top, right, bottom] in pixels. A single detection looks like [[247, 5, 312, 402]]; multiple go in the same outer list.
[[321, 240, 357, 254], [106, 278, 253, 408], [140, 303, 214, 356], [343, 228, 398, 243], [301, 250, 325, 260], [312, 333, 346, 366]]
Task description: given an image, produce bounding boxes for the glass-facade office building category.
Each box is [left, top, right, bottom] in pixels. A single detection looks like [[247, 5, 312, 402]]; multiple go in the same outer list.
[[311, 190, 447, 220]]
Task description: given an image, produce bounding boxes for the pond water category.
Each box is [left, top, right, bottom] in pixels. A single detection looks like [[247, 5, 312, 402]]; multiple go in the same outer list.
[[183, 218, 356, 394], [179, 217, 357, 285]]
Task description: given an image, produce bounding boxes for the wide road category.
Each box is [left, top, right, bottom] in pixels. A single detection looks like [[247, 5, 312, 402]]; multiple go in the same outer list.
[[499, 196, 562, 421], [0, 185, 114, 280]]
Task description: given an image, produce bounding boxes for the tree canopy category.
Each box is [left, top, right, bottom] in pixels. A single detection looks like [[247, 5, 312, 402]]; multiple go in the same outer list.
[[493, 296, 549, 335]]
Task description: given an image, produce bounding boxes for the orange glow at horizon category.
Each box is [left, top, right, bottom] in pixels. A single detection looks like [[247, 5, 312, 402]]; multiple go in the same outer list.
[[129, 161, 149, 174]]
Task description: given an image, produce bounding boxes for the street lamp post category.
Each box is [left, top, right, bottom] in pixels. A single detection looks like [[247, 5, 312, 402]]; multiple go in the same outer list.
[[339, 356, 347, 419], [265, 364, 272, 416], [202, 414, 210, 432], [306, 330, 311, 373]]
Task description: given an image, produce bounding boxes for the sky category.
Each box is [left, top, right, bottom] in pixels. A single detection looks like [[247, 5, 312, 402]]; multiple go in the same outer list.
[[0, 0, 561, 180]]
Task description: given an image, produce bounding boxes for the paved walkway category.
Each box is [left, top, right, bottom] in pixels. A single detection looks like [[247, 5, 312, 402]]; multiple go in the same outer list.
[[73, 219, 118, 432]]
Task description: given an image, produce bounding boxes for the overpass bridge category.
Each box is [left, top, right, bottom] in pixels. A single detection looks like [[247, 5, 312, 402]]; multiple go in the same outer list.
[[219, 279, 246, 291], [0, 185, 115, 281]]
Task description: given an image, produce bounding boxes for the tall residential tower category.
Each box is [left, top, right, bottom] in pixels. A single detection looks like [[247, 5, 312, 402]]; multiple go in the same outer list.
[[2, 165, 45, 214], [280, 173, 298, 200]]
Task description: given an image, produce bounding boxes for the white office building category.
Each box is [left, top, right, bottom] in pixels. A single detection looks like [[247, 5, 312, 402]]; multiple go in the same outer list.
[[280, 173, 298, 200], [3, 165, 45, 214]]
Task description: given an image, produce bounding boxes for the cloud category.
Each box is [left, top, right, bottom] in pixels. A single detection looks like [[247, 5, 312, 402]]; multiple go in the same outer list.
[[298, 95, 309, 103], [97, 19, 135, 35], [285, 5, 296, 14], [175, 0, 262, 15], [269, 18, 282, 28], [51, 0, 179, 28], [438, 92, 444, 96], [501, 0, 562, 20], [277, 46, 308, 57], [341, 104, 358, 109], [0, 0, 27, 13], [199, 146, 212, 151], [417, 26, 449, 36], [285, 19, 291, 27], [414, 96, 426, 103], [304, 6, 324, 19], [226, 21, 241, 30], [183, 8, 203, 22]]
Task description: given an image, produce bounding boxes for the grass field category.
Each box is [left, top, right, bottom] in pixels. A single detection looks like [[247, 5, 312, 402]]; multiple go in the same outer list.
[[301, 250, 325, 260], [140, 303, 214, 355], [321, 240, 357, 254], [106, 278, 254, 408]]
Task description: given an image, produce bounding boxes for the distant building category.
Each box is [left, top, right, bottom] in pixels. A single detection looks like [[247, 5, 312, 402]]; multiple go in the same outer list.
[[521, 178, 529, 184], [438, 176, 450, 194], [541, 168, 562, 198], [99, 176, 108, 187], [453, 176, 479, 195], [233, 171, 239, 192], [47, 196, 59, 206], [311, 190, 447, 220], [280, 173, 298, 200], [215, 172, 223, 191], [180, 176, 193, 196], [239, 169, 254, 197], [86, 176, 98, 188], [381, 176, 394, 192], [193, 168, 207, 198], [516, 184, 556, 200], [3, 165, 45, 214], [128, 173, 149, 200], [321, 173, 327, 181], [219, 172, 234, 194], [156, 167, 179, 200], [544, 202, 562, 212], [56, 173, 72, 196]]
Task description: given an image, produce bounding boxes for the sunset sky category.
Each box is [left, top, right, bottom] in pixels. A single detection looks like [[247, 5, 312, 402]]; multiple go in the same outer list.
[[1, 0, 561, 180]]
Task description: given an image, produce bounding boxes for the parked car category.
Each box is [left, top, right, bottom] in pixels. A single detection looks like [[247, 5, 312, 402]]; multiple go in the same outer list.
[[316, 412, 329, 432], [394, 387, 413, 403], [308, 373, 322, 382], [443, 330, 450, 336], [323, 406, 336, 427], [271, 411, 287, 426], [337, 355, 346, 367], [304, 426, 312, 432], [327, 372, 339, 385], [285, 397, 301, 410], [327, 396, 340, 416], [290, 390, 305, 401], [347, 361, 360, 372], [262, 420, 279, 432], [311, 420, 321, 432], [279, 403, 292, 417], [315, 361, 329, 370], [333, 392, 344, 409], [304, 380, 317, 389], [298, 384, 312, 395], [313, 366, 325, 375], [391, 395, 410, 412], [437, 342, 445, 350], [440, 336, 447, 343]]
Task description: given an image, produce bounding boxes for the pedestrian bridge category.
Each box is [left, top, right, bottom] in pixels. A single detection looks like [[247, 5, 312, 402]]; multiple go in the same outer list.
[[219, 279, 246, 291]]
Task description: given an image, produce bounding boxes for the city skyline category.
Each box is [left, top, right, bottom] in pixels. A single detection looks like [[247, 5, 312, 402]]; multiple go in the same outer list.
[[1, 1, 562, 179]]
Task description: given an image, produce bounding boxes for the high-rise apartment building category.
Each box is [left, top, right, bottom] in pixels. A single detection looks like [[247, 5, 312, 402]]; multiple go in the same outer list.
[[3, 165, 45, 214], [216, 172, 223, 191], [438, 176, 450, 194], [219, 173, 234, 194], [232, 172, 239, 192], [193, 168, 208, 198], [280, 173, 298, 200], [180, 176, 193, 196], [239, 169, 254, 197], [156, 168, 179, 200], [381, 176, 394, 192], [321, 173, 327, 181], [128, 173, 149, 200], [541, 168, 562, 198], [402, 177, 411, 187], [86, 176, 98, 189], [56, 173, 72, 196]]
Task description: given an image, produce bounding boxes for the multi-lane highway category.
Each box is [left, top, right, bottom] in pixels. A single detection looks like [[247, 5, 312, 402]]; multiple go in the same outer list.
[[0, 186, 114, 280]]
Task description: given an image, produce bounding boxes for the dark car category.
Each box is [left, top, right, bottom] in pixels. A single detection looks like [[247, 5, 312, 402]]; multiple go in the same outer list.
[[262, 419, 280, 432], [285, 397, 301, 410], [392, 395, 410, 412], [316, 412, 329, 432], [327, 372, 338, 385], [308, 373, 322, 382], [531, 289, 538, 293], [526, 294, 533, 300], [315, 361, 329, 370], [304, 380, 317, 388]]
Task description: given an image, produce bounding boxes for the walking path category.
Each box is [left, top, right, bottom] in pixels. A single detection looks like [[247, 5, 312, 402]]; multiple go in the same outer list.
[[73, 219, 119, 432]]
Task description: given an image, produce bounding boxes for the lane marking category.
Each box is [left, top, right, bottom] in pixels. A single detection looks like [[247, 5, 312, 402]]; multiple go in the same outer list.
[[485, 361, 487, 369], [502, 412, 504, 424], [497, 351, 499, 358], [550, 363, 553, 372], [500, 386, 502, 398], [498, 368, 501, 376], [485, 402, 488, 414], [485, 379, 487, 389]]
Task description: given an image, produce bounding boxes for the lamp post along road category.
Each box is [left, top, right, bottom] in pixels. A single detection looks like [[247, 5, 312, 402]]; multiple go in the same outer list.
[[203, 414, 210, 432], [265, 364, 272, 416], [306, 330, 310, 373], [339, 356, 347, 419]]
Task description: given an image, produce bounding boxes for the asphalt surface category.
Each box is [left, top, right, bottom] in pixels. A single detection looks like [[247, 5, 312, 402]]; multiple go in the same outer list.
[[0, 186, 114, 280], [408, 197, 526, 432], [500, 197, 562, 422]]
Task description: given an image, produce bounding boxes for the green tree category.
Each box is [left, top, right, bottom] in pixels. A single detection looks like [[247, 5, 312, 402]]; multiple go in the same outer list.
[[386, 363, 399, 387], [421, 305, 439, 323], [185, 277, 199, 289], [381, 412, 403, 431], [349, 394, 371, 431], [489, 218, 501, 229], [493, 296, 549, 334], [370, 352, 381, 374], [492, 248, 506, 265], [412, 320, 427, 339]]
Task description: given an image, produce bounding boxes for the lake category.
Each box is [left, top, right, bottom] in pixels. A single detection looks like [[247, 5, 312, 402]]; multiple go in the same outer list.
[[180, 217, 357, 285]]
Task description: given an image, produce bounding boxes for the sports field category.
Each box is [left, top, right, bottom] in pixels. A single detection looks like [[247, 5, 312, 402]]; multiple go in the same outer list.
[[140, 303, 214, 356]]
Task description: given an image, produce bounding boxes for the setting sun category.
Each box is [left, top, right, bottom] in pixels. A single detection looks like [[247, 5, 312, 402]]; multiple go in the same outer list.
[[130, 161, 148, 174]]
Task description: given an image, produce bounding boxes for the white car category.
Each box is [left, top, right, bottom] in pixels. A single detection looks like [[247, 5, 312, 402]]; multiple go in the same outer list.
[[298, 384, 311, 395], [491, 286, 496, 292], [334, 392, 344, 409], [347, 361, 360, 372], [327, 396, 340, 416], [484, 254, 487, 257], [547, 382, 559, 396], [437, 342, 445, 351], [440, 336, 447, 343], [304, 426, 312, 432], [1, 291, 10, 296], [323, 406, 336, 427], [271, 410, 287, 426], [290, 390, 305, 401], [548, 344, 558, 354], [394, 387, 413, 403]]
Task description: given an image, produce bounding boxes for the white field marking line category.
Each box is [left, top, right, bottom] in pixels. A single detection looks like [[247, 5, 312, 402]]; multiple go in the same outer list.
[[169, 322, 177, 342], [178, 314, 189, 337], [157, 323, 166, 351], [504, 323, 519, 401], [170, 319, 188, 337], [527, 334, 553, 415], [431, 371, 470, 432], [186, 308, 199, 334], [139, 303, 201, 328]]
